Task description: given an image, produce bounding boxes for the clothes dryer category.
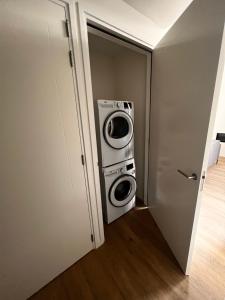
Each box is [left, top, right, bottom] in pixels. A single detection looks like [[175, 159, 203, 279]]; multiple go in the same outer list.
[[96, 100, 134, 167]]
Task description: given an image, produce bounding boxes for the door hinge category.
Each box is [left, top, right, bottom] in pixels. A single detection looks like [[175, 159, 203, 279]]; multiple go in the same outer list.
[[64, 19, 70, 38], [91, 234, 94, 242], [69, 50, 74, 67], [81, 154, 85, 165]]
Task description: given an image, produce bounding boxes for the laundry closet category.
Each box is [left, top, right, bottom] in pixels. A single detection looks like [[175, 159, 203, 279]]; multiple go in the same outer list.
[[87, 26, 151, 222]]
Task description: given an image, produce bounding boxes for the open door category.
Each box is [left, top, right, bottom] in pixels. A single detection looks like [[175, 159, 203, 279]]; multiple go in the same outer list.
[[149, 0, 225, 274]]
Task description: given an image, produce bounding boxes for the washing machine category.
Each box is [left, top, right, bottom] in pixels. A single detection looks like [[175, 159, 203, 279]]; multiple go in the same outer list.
[[100, 158, 136, 224], [96, 99, 134, 167]]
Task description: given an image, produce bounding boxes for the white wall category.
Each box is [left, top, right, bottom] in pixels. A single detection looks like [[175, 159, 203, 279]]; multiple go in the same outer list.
[[89, 50, 116, 100], [213, 68, 225, 157]]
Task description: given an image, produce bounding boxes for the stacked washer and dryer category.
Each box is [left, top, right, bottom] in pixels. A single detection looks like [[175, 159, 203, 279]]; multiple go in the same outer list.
[[96, 100, 136, 224]]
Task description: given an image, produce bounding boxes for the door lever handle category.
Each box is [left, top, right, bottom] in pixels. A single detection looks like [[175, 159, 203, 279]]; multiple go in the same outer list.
[[177, 169, 197, 180]]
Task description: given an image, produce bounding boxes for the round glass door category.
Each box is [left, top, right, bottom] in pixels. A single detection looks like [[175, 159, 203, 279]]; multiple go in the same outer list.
[[109, 175, 136, 207], [104, 111, 133, 149]]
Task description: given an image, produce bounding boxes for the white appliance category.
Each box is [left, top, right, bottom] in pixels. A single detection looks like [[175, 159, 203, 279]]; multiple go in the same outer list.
[[96, 99, 134, 167], [100, 158, 136, 223]]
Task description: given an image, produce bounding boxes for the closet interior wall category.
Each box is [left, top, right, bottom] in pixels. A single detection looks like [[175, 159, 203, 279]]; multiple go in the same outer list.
[[88, 30, 149, 200]]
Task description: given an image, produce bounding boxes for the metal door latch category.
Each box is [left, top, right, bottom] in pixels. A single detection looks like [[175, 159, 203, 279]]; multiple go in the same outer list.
[[177, 169, 198, 180]]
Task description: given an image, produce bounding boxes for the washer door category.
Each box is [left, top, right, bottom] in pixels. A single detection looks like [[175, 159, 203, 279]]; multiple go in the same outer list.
[[109, 175, 136, 207], [104, 111, 133, 149]]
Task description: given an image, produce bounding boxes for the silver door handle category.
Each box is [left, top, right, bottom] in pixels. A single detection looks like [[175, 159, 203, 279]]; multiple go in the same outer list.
[[177, 169, 197, 180]]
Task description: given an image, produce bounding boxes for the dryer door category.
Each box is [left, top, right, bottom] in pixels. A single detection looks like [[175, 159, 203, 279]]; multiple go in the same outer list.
[[104, 111, 133, 149], [109, 175, 136, 207]]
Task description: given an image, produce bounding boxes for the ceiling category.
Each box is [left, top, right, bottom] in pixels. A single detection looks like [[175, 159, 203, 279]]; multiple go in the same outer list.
[[123, 0, 193, 29]]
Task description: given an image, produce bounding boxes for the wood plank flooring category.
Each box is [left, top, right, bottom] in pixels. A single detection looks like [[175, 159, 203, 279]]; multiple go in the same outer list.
[[30, 158, 225, 300]]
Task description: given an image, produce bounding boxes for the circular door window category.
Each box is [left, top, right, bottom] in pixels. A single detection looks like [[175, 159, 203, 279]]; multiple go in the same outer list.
[[104, 111, 133, 149], [109, 175, 136, 207]]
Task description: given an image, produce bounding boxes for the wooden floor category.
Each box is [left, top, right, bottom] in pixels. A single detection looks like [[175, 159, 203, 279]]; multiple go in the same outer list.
[[31, 159, 225, 300]]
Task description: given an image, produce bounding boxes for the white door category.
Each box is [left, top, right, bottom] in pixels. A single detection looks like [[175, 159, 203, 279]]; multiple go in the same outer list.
[[149, 0, 225, 274], [0, 1, 93, 299]]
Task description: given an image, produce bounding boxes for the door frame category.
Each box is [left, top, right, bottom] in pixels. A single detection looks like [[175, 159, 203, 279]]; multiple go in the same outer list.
[[64, 1, 153, 247], [87, 25, 152, 205], [52, 0, 103, 247], [71, 3, 152, 244]]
